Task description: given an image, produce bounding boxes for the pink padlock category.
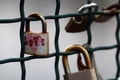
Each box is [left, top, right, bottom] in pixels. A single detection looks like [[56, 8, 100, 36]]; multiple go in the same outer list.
[[24, 13, 49, 56]]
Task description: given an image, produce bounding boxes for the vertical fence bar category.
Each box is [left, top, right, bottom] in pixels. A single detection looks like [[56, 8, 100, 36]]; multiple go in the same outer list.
[[86, 15, 93, 45], [85, 0, 103, 79], [19, 0, 26, 80], [54, 0, 61, 80], [86, 0, 93, 45], [87, 0, 92, 4], [85, 0, 93, 63], [115, 13, 120, 78]]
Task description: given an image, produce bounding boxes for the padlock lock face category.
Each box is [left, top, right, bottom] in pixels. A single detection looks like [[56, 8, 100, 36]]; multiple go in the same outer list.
[[25, 32, 49, 56], [64, 68, 97, 80], [24, 13, 49, 56]]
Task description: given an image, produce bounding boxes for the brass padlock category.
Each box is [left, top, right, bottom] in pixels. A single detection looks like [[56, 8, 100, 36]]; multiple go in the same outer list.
[[62, 44, 97, 80], [24, 13, 49, 56], [78, 44, 103, 80], [65, 3, 98, 32]]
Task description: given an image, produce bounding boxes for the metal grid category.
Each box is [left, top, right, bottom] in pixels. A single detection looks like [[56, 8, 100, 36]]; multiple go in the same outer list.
[[0, 0, 119, 80]]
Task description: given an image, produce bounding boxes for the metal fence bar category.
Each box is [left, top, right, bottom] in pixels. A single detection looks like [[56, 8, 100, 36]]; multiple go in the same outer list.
[[54, 0, 61, 80], [19, 0, 26, 80], [115, 13, 120, 78]]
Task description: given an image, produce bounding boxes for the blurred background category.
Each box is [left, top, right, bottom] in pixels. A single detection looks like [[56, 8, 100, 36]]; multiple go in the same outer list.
[[0, 0, 119, 80]]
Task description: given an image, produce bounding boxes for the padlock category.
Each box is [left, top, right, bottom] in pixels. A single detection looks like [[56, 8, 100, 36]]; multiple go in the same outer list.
[[80, 44, 103, 80], [65, 3, 98, 32], [24, 13, 49, 56], [62, 44, 97, 80], [94, 8, 116, 22], [94, 3, 120, 22]]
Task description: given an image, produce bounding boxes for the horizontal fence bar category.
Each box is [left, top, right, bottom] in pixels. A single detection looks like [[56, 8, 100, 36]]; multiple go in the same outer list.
[[0, 11, 120, 23], [0, 44, 117, 64], [0, 52, 75, 64]]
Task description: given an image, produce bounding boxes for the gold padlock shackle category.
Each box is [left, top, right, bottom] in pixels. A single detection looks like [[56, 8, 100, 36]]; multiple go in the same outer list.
[[62, 44, 92, 74], [26, 13, 47, 33]]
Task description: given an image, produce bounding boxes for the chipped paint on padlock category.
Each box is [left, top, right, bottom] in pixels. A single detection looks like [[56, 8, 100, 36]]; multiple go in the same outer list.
[[24, 13, 49, 56], [62, 44, 97, 80]]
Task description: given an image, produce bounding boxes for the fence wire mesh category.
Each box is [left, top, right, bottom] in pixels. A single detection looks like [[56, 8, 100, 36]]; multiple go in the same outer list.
[[0, 0, 119, 80]]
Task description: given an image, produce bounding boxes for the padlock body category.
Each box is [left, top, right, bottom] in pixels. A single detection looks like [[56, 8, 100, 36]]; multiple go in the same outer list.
[[25, 32, 49, 56], [65, 16, 87, 32], [64, 68, 97, 80]]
